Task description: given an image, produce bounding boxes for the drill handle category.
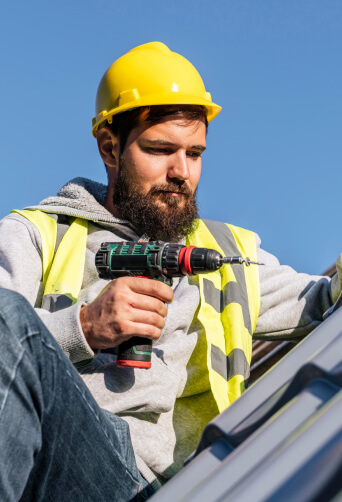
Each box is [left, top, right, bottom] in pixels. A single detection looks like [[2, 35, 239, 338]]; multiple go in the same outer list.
[[116, 275, 172, 369], [116, 337, 152, 369]]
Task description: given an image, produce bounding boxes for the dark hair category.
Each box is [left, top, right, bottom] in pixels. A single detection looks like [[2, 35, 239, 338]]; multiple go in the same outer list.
[[107, 104, 208, 153]]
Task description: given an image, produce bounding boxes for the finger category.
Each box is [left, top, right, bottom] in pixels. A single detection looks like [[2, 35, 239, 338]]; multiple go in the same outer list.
[[122, 277, 174, 304], [125, 308, 166, 330], [125, 292, 168, 317], [114, 319, 163, 341]]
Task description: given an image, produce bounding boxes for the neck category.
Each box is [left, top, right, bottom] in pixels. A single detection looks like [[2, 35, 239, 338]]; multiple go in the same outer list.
[[104, 184, 121, 218]]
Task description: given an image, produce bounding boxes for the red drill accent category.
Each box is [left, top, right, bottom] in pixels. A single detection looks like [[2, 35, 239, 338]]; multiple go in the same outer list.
[[179, 246, 196, 275], [116, 360, 151, 369]]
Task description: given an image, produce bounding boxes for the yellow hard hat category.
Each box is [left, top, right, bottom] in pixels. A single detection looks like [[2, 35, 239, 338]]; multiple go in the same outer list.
[[92, 42, 221, 137]]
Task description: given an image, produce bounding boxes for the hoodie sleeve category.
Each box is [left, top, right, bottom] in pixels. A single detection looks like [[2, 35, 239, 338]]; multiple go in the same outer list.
[[0, 213, 96, 363], [254, 233, 335, 340]]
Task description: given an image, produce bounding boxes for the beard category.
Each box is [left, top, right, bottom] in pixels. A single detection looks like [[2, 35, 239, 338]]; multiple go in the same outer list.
[[113, 160, 199, 242]]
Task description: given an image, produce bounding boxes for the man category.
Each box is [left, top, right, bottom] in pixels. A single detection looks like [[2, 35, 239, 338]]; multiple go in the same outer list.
[[0, 42, 341, 501]]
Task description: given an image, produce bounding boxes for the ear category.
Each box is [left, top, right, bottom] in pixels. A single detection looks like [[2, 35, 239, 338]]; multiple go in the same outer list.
[[96, 126, 120, 169]]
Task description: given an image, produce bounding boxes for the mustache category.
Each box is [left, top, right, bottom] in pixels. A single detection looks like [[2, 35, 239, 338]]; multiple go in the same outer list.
[[149, 182, 193, 196]]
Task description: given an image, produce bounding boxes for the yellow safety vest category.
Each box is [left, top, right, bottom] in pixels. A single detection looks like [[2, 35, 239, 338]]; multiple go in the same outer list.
[[12, 209, 260, 412]]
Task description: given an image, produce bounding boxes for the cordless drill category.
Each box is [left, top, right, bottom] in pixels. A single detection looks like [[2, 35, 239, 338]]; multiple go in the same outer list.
[[95, 241, 260, 369]]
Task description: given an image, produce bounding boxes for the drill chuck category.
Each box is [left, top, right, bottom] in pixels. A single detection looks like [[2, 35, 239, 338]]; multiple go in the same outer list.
[[182, 247, 222, 274]]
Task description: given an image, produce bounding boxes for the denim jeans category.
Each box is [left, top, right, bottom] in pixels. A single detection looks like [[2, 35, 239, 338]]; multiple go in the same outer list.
[[0, 288, 154, 502]]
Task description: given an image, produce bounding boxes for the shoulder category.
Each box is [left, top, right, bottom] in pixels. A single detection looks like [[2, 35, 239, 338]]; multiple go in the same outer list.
[[199, 218, 260, 242], [0, 212, 44, 257], [1, 210, 65, 252], [2, 211, 41, 236]]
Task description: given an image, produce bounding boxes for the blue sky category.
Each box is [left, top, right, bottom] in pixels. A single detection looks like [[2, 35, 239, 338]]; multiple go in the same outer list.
[[0, 0, 341, 274]]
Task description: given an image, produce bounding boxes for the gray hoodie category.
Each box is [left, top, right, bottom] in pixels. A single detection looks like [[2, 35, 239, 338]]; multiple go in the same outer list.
[[0, 177, 338, 486]]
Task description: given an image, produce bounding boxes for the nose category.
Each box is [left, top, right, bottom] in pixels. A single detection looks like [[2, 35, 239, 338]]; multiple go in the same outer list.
[[167, 151, 190, 181]]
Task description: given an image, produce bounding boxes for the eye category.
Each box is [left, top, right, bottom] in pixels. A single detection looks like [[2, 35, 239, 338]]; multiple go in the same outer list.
[[144, 147, 173, 155], [187, 151, 202, 159]]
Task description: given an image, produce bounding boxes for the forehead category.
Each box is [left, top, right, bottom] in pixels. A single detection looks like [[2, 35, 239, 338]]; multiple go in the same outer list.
[[126, 116, 207, 148]]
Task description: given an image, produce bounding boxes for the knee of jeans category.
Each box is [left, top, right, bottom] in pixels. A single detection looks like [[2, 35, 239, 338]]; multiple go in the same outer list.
[[0, 288, 39, 332], [0, 287, 24, 303], [0, 288, 31, 309]]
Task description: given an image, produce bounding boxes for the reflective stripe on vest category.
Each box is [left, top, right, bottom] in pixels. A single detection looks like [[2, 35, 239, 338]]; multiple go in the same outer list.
[[186, 219, 260, 411], [12, 209, 57, 290], [13, 210, 260, 412], [12, 209, 88, 310]]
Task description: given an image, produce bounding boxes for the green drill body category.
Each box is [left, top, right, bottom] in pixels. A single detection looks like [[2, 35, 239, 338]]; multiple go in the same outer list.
[[95, 241, 261, 369]]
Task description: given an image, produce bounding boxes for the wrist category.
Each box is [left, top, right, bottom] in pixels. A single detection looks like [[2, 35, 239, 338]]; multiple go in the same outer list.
[[80, 304, 93, 346]]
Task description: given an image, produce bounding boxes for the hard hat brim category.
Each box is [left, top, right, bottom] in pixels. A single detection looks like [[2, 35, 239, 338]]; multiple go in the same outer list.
[[92, 92, 221, 137]]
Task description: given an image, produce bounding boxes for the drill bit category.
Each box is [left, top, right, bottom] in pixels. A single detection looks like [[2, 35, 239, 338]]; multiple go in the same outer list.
[[221, 256, 264, 266]]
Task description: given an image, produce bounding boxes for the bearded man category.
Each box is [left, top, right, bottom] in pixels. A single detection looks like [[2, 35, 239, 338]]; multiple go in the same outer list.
[[0, 42, 340, 501]]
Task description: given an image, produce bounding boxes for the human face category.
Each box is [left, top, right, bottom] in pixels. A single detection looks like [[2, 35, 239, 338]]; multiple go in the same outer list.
[[119, 116, 206, 209], [112, 116, 206, 240]]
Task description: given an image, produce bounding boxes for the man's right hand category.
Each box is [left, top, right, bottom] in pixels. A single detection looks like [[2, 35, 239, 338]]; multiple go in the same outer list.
[[79, 277, 174, 350]]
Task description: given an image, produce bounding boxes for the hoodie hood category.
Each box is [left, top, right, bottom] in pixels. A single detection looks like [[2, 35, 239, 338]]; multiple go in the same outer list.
[[27, 177, 134, 228]]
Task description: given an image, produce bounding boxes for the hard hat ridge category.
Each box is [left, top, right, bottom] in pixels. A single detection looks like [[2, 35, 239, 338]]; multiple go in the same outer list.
[[128, 41, 171, 55], [92, 41, 221, 137]]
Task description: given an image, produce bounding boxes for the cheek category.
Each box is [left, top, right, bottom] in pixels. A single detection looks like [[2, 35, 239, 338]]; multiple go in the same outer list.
[[121, 152, 151, 184], [190, 163, 202, 188], [135, 157, 168, 185]]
